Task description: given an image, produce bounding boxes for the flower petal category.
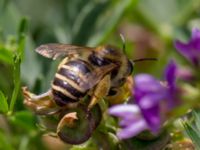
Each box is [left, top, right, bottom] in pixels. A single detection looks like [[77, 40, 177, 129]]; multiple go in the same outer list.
[[174, 40, 192, 59], [138, 94, 165, 109], [165, 60, 179, 108], [165, 60, 177, 90], [191, 28, 200, 40], [137, 96, 161, 133], [117, 119, 148, 139], [142, 105, 160, 133], [119, 115, 141, 127], [133, 74, 166, 133], [174, 28, 200, 66], [191, 28, 200, 50], [109, 104, 140, 119], [134, 74, 163, 93]]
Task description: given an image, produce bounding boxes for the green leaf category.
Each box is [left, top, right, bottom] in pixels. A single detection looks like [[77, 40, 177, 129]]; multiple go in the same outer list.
[[18, 17, 28, 37], [0, 47, 13, 64], [183, 122, 200, 149], [9, 18, 27, 113], [0, 91, 8, 113], [193, 110, 200, 132], [9, 53, 21, 113], [17, 17, 27, 59], [9, 111, 36, 132], [0, 130, 14, 150]]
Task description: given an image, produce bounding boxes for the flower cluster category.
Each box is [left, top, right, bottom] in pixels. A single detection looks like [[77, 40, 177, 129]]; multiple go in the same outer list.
[[109, 61, 179, 139]]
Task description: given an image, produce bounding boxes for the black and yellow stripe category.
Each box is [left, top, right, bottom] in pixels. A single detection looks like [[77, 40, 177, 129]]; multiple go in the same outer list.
[[51, 45, 133, 106], [53, 78, 85, 98], [57, 68, 81, 85], [65, 59, 92, 74], [52, 90, 78, 106], [52, 59, 93, 106]]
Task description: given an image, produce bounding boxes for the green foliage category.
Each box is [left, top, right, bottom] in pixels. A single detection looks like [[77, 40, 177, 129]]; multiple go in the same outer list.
[[0, 47, 13, 64], [183, 111, 200, 149], [183, 123, 200, 149], [193, 110, 200, 132], [0, 91, 8, 113], [135, 0, 199, 39], [0, 130, 14, 150], [85, 0, 137, 46], [120, 131, 170, 150], [9, 18, 27, 113], [0, 0, 200, 149], [9, 111, 36, 132]]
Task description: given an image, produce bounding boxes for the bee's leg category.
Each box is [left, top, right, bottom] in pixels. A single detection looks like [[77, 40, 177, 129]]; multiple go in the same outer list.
[[88, 74, 110, 110], [22, 87, 60, 115], [106, 76, 133, 105], [106, 85, 130, 105]]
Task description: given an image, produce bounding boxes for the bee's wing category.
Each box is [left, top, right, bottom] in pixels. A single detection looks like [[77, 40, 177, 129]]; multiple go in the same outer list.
[[79, 64, 117, 90], [35, 43, 94, 60]]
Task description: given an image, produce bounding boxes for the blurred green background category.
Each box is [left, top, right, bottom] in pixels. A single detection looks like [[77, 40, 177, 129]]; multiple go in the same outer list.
[[0, 0, 200, 149]]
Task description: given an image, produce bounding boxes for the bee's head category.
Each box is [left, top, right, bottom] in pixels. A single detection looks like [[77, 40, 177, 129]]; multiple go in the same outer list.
[[115, 60, 134, 87]]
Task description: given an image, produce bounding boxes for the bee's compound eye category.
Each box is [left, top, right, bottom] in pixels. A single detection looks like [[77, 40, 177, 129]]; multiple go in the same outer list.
[[127, 60, 134, 75]]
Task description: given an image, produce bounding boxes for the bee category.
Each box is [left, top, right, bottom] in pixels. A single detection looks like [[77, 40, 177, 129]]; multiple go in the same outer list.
[[25, 44, 133, 109], [22, 43, 133, 144], [22, 43, 157, 144]]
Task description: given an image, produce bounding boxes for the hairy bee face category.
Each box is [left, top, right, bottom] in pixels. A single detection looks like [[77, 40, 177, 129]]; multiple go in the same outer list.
[[107, 52, 133, 87]]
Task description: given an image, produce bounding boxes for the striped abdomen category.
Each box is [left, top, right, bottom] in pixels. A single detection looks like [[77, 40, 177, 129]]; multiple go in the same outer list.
[[52, 59, 93, 106]]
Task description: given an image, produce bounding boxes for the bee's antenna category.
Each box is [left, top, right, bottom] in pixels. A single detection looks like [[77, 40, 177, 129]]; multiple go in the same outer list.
[[133, 58, 157, 62], [119, 34, 157, 63], [120, 34, 126, 54]]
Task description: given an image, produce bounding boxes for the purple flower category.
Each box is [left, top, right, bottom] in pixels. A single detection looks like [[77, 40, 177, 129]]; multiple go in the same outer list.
[[174, 28, 200, 67], [109, 104, 149, 139], [165, 60, 178, 108], [109, 62, 180, 140], [134, 74, 167, 133], [109, 74, 167, 139]]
